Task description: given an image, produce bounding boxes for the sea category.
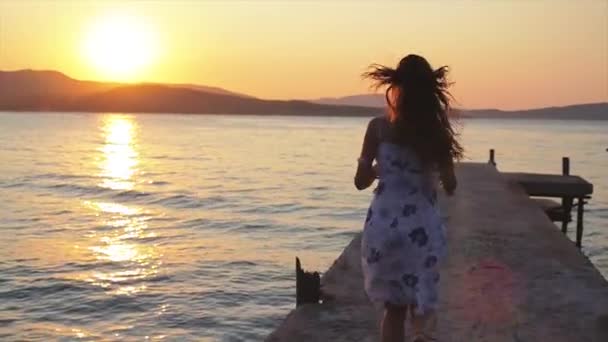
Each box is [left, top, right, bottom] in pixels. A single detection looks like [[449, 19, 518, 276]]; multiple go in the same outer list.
[[0, 112, 606, 341]]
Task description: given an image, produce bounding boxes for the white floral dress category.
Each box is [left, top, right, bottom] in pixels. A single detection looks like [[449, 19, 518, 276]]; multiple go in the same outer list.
[[361, 142, 447, 315]]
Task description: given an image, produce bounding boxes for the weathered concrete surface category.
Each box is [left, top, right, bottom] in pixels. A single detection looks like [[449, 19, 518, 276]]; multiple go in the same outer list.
[[267, 163, 608, 342]]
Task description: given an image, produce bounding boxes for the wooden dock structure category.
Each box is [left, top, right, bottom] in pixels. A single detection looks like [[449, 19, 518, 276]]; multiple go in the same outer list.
[[267, 163, 608, 342], [496, 153, 594, 248]]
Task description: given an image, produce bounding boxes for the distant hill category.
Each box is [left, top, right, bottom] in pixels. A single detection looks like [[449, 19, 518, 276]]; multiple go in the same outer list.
[[0, 70, 379, 116], [0, 70, 119, 98], [68, 84, 379, 115], [0, 69, 252, 100], [314, 93, 385, 107], [1, 70, 606, 119], [460, 103, 608, 120], [148, 82, 254, 98], [314, 93, 608, 120]]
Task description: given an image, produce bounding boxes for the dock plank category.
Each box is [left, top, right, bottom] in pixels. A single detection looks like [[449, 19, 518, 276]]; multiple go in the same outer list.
[[267, 163, 608, 342]]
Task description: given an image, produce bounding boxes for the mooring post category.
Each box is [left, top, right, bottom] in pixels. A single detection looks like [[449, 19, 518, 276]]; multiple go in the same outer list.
[[561, 157, 572, 234], [562, 157, 570, 176], [295, 257, 320, 307], [489, 149, 496, 166], [575, 197, 585, 248]]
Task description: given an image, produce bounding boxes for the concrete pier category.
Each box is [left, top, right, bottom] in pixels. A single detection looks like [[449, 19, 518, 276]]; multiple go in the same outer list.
[[267, 163, 608, 342]]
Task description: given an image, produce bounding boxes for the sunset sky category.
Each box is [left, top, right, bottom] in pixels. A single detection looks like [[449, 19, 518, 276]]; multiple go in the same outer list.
[[0, 0, 606, 110]]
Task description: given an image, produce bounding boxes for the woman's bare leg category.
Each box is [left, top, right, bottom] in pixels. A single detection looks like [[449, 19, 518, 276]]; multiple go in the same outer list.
[[381, 303, 407, 342], [410, 305, 435, 340]]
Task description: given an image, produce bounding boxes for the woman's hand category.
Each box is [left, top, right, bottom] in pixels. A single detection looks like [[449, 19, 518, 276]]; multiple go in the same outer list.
[[441, 170, 457, 196], [355, 161, 377, 190]]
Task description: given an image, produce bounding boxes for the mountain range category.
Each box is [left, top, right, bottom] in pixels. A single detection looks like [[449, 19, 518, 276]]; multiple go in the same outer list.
[[0, 70, 378, 116], [312, 94, 386, 107], [1, 70, 606, 119], [312, 93, 608, 120]]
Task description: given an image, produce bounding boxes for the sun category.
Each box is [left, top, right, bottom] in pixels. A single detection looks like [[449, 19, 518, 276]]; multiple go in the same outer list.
[[83, 13, 158, 81]]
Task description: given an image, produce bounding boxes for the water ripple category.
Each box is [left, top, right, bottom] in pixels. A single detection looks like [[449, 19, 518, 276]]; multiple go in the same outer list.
[[0, 113, 606, 341]]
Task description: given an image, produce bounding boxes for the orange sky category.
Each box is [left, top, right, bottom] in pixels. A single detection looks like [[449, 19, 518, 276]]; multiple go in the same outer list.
[[0, 0, 606, 110]]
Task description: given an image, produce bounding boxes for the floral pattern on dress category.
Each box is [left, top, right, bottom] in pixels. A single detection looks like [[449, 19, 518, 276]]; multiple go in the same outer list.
[[361, 142, 447, 315]]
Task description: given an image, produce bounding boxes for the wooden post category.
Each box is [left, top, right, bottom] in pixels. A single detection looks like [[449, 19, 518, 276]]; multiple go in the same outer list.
[[295, 257, 320, 307], [489, 149, 496, 166], [575, 197, 584, 248], [561, 157, 572, 233]]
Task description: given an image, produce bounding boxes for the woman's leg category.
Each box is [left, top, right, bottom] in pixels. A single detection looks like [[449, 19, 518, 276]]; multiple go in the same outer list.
[[381, 303, 407, 342], [410, 305, 435, 340]]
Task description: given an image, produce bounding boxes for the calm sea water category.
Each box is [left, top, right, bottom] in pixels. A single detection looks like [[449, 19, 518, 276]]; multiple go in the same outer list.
[[0, 112, 606, 341]]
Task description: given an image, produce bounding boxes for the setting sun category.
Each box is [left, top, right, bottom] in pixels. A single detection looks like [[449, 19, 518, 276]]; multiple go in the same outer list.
[[83, 13, 158, 81], [0, 1, 607, 340]]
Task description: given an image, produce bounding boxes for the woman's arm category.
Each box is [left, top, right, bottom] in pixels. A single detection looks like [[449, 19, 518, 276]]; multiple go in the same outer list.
[[354, 118, 380, 190], [439, 157, 457, 196]]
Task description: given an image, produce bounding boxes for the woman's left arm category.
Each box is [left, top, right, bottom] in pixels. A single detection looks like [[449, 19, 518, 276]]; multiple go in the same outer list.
[[354, 118, 379, 190], [439, 157, 457, 196]]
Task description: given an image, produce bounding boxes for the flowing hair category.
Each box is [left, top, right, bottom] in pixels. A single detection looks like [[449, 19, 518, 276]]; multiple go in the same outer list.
[[363, 54, 463, 168]]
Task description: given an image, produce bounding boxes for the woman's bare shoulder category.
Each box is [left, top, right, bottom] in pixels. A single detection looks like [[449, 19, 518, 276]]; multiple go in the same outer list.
[[367, 115, 388, 130], [366, 116, 389, 140]]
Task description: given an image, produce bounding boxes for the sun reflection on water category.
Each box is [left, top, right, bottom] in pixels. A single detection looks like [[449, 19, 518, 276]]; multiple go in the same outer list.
[[81, 199, 161, 294], [99, 115, 139, 190], [77, 115, 162, 296]]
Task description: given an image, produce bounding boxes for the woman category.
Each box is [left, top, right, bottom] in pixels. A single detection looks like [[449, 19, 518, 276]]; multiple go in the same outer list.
[[355, 54, 462, 342]]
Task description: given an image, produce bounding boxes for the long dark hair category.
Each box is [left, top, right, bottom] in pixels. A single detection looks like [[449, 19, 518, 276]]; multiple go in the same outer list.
[[363, 54, 463, 168]]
